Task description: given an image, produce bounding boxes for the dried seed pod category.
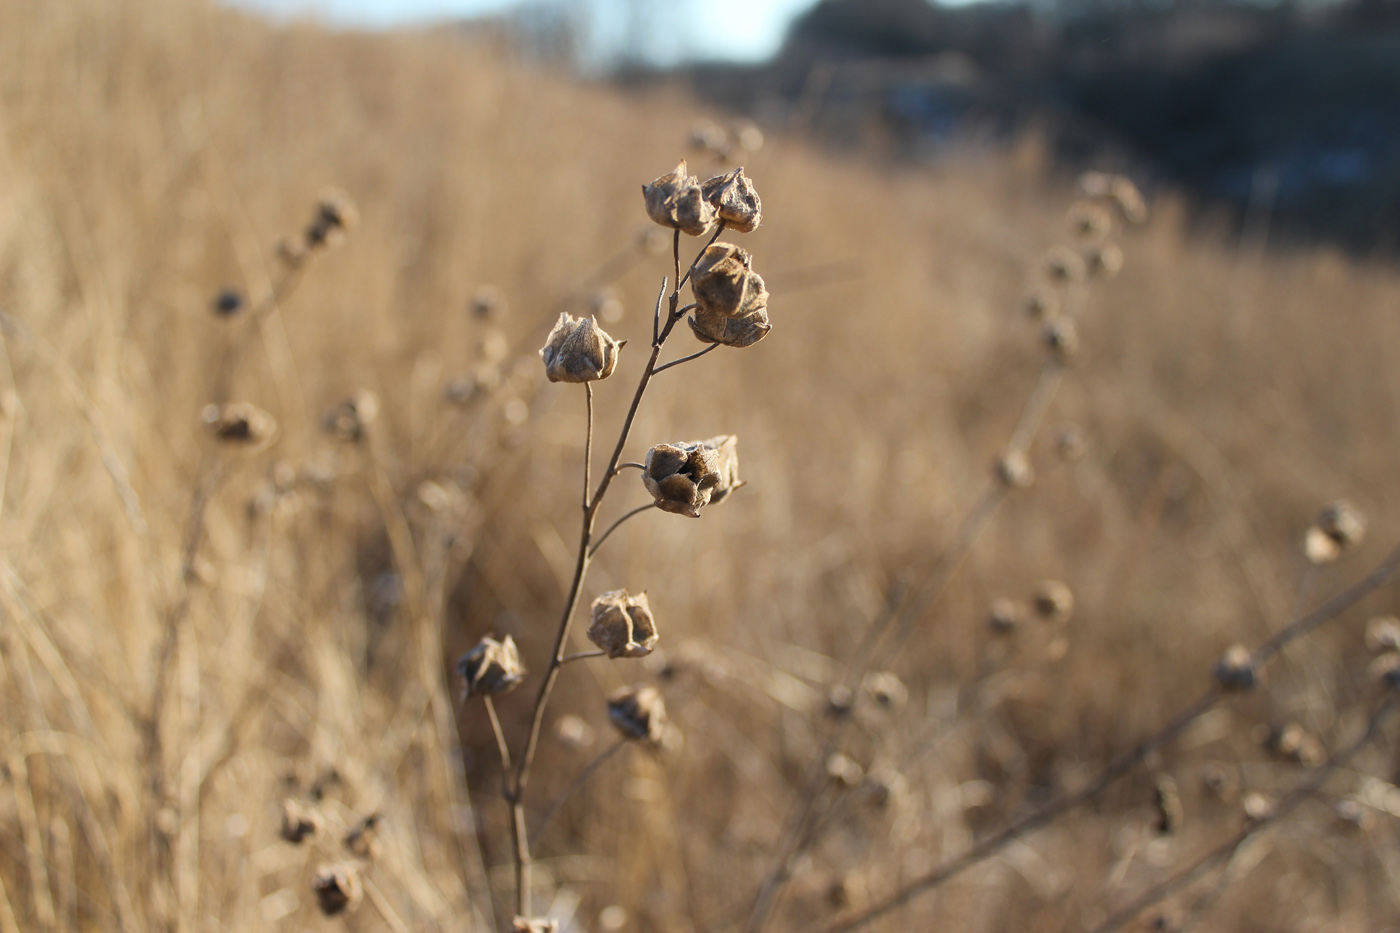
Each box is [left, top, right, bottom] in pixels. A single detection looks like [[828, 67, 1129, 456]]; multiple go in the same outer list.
[[1043, 246, 1085, 283], [1242, 791, 1273, 823], [1212, 644, 1257, 691], [212, 288, 244, 317], [539, 313, 623, 384], [1370, 652, 1400, 689], [987, 598, 1025, 635], [305, 189, 358, 249], [825, 752, 864, 787], [690, 242, 759, 317], [1068, 201, 1113, 240], [343, 813, 380, 858], [280, 798, 322, 844], [1022, 288, 1059, 320], [1152, 775, 1182, 835], [470, 285, 506, 320], [1365, 616, 1400, 653], [312, 863, 363, 916], [1042, 319, 1079, 362], [202, 402, 277, 446], [456, 635, 525, 699], [587, 590, 659, 659], [607, 684, 666, 742], [642, 161, 715, 236], [641, 435, 740, 517], [321, 390, 379, 443], [1317, 500, 1365, 549], [701, 168, 762, 233], [1333, 798, 1372, 831], [1303, 525, 1342, 565], [863, 672, 908, 710], [995, 449, 1034, 488], [1031, 580, 1074, 623], [825, 684, 854, 717], [689, 298, 771, 348], [1085, 242, 1124, 279], [512, 919, 560, 933], [1264, 723, 1325, 766]]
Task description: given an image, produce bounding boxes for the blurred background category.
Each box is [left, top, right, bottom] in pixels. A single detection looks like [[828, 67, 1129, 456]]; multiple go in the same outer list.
[[1, 0, 1399, 931]]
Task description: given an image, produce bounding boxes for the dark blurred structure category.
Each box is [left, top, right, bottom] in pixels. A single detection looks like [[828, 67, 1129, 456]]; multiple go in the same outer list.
[[672, 0, 1400, 251]]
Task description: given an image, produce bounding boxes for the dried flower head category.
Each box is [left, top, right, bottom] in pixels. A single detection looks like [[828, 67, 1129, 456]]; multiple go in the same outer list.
[[607, 684, 666, 742], [701, 168, 762, 233], [343, 813, 380, 858], [988, 598, 1025, 635], [201, 402, 277, 446], [1303, 525, 1342, 565], [1264, 723, 1325, 766], [1318, 500, 1365, 549], [1370, 652, 1400, 690], [1085, 242, 1124, 279], [1152, 775, 1182, 835], [825, 684, 855, 717], [539, 313, 623, 384], [995, 449, 1034, 488], [1022, 288, 1059, 321], [321, 390, 379, 443], [825, 752, 864, 787], [642, 435, 740, 517], [512, 919, 560, 933], [1213, 644, 1257, 691], [1042, 319, 1079, 362], [1032, 580, 1074, 623], [312, 863, 363, 916], [212, 288, 244, 317], [305, 189, 358, 249], [642, 161, 715, 236], [456, 635, 525, 699], [1365, 616, 1400, 653], [687, 242, 772, 348], [1043, 246, 1086, 283], [1068, 201, 1113, 240], [863, 671, 908, 710], [588, 590, 659, 659], [280, 798, 322, 844]]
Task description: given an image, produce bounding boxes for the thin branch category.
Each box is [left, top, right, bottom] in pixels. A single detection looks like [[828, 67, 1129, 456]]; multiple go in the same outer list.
[[612, 462, 646, 475], [654, 342, 719, 375], [560, 649, 606, 665], [531, 739, 628, 840], [583, 384, 594, 510], [588, 504, 657, 559], [484, 697, 512, 775]]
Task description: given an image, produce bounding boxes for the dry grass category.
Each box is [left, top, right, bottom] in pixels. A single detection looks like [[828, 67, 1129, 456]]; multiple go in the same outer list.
[[2, 0, 1400, 931]]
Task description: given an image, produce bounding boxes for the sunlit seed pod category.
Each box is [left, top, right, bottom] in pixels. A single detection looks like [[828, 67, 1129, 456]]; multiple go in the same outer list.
[[312, 863, 363, 916], [456, 635, 525, 699], [1085, 242, 1124, 279], [212, 288, 244, 317], [690, 242, 757, 317], [607, 684, 667, 742], [824, 873, 867, 911], [825, 752, 864, 788], [201, 402, 277, 446], [642, 436, 740, 517], [1152, 774, 1182, 835], [1317, 500, 1365, 549], [1212, 644, 1257, 691], [1043, 245, 1086, 283], [860, 770, 898, 808], [343, 813, 380, 859], [279, 798, 322, 844], [1031, 580, 1074, 623], [587, 590, 659, 659], [701, 167, 762, 233], [1022, 288, 1059, 321], [1365, 616, 1400, 653], [512, 918, 560, 933], [1369, 652, 1400, 690], [321, 390, 379, 443], [305, 189, 358, 249], [470, 284, 506, 320], [995, 449, 1034, 489], [689, 300, 771, 348], [539, 313, 623, 384], [642, 161, 715, 236], [1303, 525, 1342, 565], [825, 683, 855, 717], [1242, 791, 1273, 823], [1333, 798, 1372, 831], [863, 671, 908, 710], [987, 598, 1025, 635], [1067, 201, 1113, 240], [1042, 319, 1079, 362]]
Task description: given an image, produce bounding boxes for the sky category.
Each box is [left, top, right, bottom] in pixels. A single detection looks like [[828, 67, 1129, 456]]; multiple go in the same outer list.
[[226, 0, 825, 63]]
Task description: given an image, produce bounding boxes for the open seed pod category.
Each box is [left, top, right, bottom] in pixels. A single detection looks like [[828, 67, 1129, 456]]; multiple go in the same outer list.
[[641, 435, 740, 517], [587, 590, 659, 659], [642, 161, 715, 236]]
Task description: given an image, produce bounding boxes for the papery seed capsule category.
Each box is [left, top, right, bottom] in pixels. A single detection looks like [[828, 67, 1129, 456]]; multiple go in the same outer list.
[[279, 798, 322, 844], [321, 391, 379, 443], [539, 313, 623, 384], [690, 243, 758, 317], [202, 402, 277, 446], [1264, 723, 1324, 766], [642, 161, 715, 236], [1212, 644, 1257, 691], [312, 863, 363, 916], [995, 449, 1034, 488], [305, 189, 358, 249], [607, 684, 666, 742], [1022, 288, 1059, 321], [701, 168, 762, 233], [588, 590, 659, 659], [1365, 616, 1400, 653], [343, 813, 380, 858], [987, 598, 1025, 635], [212, 288, 244, 317], [1303, 525, 1342, 565], [1032, 580, 1074, 623], [863, 672, 908, 710], [642, 435, 740, 517], [825, 752, 863, 787], [456, 635, 525, 699], [1068, 201, 1113, 240], [1043, 246, 1085, 283], [1317, 500, 1365, 549], [1370, 652, 1400, 689], [1085, 242, 1124, 279], [1042, 319, 1079, 362]]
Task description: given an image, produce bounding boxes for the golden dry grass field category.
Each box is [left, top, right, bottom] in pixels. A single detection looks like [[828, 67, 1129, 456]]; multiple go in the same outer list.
[[3, 1, 1400, 931]]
